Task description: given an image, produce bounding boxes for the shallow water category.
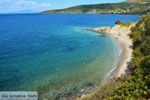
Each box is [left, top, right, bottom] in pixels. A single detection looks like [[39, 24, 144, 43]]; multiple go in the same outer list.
[[0, 14, 139, 98]]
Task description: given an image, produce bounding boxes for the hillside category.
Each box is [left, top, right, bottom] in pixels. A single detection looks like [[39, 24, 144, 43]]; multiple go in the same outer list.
[[127, 0, 150, 3], [42, 2, 150, 14], [81, 13, 150, 100], [105, 13, 150, 100]]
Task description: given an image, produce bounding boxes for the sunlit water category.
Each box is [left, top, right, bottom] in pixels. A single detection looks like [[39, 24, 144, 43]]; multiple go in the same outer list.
[[0, 14, 139, 99]]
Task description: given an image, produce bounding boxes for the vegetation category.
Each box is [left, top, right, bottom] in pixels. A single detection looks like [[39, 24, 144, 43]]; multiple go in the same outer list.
[[127, 0, 150, 3], [115, 20, 131, 26], [81, 13, 150, 100], [105, 13, 150, 99], [115, 20, 122, 24], [42, 2, 150, 15]]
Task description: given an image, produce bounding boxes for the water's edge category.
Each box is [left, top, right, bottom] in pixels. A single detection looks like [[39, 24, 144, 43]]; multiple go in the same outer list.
[[51, 31, 122, 100]]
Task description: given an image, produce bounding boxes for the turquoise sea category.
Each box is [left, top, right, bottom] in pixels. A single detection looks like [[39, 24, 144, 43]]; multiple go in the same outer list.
[[0, 14, 139, 99]]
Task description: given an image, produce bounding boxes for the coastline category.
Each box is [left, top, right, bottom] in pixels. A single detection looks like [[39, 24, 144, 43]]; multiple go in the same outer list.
[[88, 23, 135, 78], [74, 23, 136, 100], [57, 23, 136, 100]]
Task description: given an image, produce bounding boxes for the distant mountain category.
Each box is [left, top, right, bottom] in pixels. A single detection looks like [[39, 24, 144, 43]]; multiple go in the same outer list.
[[41, 2, 150, 14]]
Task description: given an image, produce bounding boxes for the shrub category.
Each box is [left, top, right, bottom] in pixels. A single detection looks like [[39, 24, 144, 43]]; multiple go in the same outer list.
[[115, 20, 121, 24], [140, 56, 150, 68], [141, 37, 150, 56]]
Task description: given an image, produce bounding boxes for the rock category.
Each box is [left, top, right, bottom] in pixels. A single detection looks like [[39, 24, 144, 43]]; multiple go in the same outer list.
[[80, 89, 84, 93]]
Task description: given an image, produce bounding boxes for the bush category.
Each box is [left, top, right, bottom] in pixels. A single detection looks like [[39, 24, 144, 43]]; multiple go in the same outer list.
[[133, 68, 144, 76], [141, 37, 150, 56], [132, 57, 142, 67], [131, 31, 142, 48], [115, 20, 121, 24], [143, 14, 150, 36], [140, 56, 150, 68], [133, 47, 142, 57]]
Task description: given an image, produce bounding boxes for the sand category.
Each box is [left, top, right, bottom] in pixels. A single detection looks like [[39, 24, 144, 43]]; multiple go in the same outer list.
[[72, 23, 136, 100], [88, 23, 135, 78]]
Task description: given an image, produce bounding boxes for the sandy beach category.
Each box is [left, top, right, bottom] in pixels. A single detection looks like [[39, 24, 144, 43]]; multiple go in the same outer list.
[[73, 23, 136, 100], [88, 23, 135, 78]]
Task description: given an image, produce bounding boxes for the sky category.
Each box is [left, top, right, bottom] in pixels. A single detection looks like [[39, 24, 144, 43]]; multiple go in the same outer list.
[[0, 0, 125, 13]]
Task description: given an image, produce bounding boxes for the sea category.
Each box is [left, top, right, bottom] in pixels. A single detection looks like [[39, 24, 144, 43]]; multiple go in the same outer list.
[[0, 14, 139, 99]]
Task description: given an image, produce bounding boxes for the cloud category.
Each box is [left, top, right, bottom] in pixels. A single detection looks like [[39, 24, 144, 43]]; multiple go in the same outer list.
[[0, 0, 50, 13]]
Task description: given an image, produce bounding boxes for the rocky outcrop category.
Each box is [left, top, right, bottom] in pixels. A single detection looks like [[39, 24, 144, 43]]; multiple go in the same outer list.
[[87, 27, 111, 34]]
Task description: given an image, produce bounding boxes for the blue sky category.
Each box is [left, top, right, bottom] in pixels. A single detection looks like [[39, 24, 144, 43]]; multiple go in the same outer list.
[[0, 0, 125, 13]]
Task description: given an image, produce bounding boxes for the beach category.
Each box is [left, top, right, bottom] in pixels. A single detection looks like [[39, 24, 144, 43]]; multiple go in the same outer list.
[[0, 14, 139, 100], [88, 23, 135, 78], [73, 23, 136, 100]]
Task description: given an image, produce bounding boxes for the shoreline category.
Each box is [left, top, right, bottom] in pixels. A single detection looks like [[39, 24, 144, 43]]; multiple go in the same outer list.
[[103, 38, 122, 80], [44, 23, 136, 100], [75, 23, 135, 100], [88, 23, 135, 78]]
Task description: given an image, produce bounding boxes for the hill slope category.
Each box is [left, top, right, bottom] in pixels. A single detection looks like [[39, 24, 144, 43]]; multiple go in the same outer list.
[[81, 13, 150, 100], [42, 2, 150, 14], [127, 0, 150, 3]]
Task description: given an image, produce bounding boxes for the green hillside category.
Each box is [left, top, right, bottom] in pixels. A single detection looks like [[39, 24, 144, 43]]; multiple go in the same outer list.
[[42, 2, 150, 14], [81, 13, 150, 100], [105, 13, 150, 100], [127, 0, 150, 3]]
